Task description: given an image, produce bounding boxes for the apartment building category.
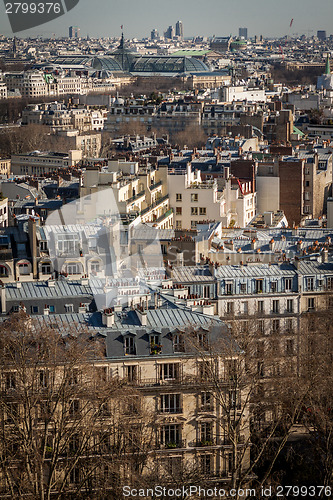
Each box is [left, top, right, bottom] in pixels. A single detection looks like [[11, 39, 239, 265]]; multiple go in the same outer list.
[[168, 164, 255, 229], [0, 198, 8, 228], [0, 159, 10, 177], [4, 71, 48, 98], [256, 152, 332, 225], [80, 160, 173, 230], [0, 298, 250, 493], [11, 151, 82, 176], [0, 81, 7, 100]]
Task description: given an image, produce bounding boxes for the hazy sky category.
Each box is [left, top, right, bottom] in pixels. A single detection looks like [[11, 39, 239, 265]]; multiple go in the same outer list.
[[0, 0, 332, 39]]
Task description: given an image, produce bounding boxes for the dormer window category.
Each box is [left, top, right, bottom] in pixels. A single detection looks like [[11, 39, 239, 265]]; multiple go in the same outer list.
[[150, 334, 161, 355], [124, 336, 136, 355], [173, 334, 185, 353]]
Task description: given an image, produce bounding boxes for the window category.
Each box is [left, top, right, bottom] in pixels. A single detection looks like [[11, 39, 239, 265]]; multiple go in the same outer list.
[[285, 278, 292, 291], [255, 279, 263, 293], [176, 193, 182, 202], [191, 193, 198, 202], [200, 422, 213, 443], [0, 265, 8, 277], [272, 319, 280, 333], [69, 400, 80, 418], [160, 394, 181, 413], [41, 263, 51, 275], [258, 320, 265, 334], [304, 205, 310, 214], [225, 282, 233, 295], [226, 302, 234, 316], [126, 365, 138, 382], [305, 180, 310, 187], [30, 305, 39, 314], [5, 372, 16, 390], [40, 241, 47, 251], [286, 299, 293, 313], [176, 207, 182, 215], [257, 300, 264, 313], [229, 389, 241, 410], [191, 220, 197, 229], [56, 234, 79, 255], [65, 304, 74, 313], [200, 392, 213, 411], [271, 281, 277, 293], [240, 283, 247, 293], [200, 454, 211, 475], [272, 300, 279, 314], [90, 261, 100, 273], [125, 336, 136, 355], [18, 263, 30, 275], [198, 360, 211, 380], [173, 334, 185, 353], [191, 207, 198, 215], [176, 220, 182, 229], [161, 424, 181, 447], [39, 370, 48, 388], [306, 277, 314, 291], [241, 301, 248, 315], [307, 297, 315, 311], [327, 277, 333, 290], [286, 318, 293, 332], [199, 207, 206, 215], [66, 263, 80, 275], [49, 305, 55, 313], [286, 339, 294, 356], [160, 363, 179, 381]]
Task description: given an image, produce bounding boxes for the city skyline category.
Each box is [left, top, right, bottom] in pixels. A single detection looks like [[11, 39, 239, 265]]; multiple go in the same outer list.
[[0, 0, 333, 39]]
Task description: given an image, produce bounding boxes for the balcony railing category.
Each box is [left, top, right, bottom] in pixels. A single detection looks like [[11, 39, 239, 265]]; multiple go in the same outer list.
[[157, 439, 186, 450], [193, 438, 217, 447], [149, 180, 162, 191], [156, 208, 173, 224], [126, 190, 145, 205], [158, 407, 183, 414], [140, 194, 169, 216]]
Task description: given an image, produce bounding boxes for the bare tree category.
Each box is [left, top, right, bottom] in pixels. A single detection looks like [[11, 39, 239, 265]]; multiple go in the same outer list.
[[0, 313, 155, 499], [185, 322, 310, 498]]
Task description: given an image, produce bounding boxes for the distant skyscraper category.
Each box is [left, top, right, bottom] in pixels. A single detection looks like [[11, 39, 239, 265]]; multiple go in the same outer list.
[[151, 28, 159, 41], [317, 30, 327, 41], [239, 27, 248, 39], [164, 25, 175, 40], [176, 20, 184, 39], [69, 26, 80, 39]]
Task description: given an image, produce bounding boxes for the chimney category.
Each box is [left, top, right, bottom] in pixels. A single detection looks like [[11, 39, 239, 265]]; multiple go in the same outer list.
[[296, 240, 303, 252], [269, 238, 275, 251], [44, 305, 49, 316], [1, 284, 6, 314], [251, 238, 257, 250], [136, 306, 147, 326], [102, 309, 115, 327], [154, 292, 158, 309], [322, 248, 328, 263]]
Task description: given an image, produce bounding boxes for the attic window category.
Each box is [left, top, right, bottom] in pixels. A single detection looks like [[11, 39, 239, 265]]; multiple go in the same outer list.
[[125, 336, 136, 355], [150, 334, 161, 355]]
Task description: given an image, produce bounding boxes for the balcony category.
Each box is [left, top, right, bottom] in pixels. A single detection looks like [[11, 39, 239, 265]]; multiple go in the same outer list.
[[156, 208, 173, 224], [193, 438, 217, 447], [149, 180, 162, 191], [157, 439, 186, 450], [140, 194, 169, 216], [158, 407, 183, 414], [126, 190, 145, 205]]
